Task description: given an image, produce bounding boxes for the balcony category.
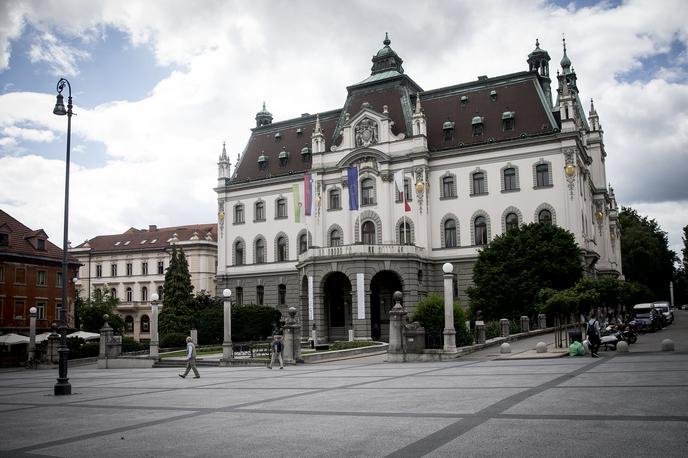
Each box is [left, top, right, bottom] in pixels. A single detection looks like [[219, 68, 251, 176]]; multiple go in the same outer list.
[[298, 244, 426, 263]]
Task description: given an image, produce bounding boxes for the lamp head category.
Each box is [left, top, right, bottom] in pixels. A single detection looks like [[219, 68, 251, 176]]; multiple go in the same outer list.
[[30, 307, 37, 315], [223, 288, 232, 298], [151, 293, 159, 302], [53, 94, 67, 116], [442, 262, 454, 274]]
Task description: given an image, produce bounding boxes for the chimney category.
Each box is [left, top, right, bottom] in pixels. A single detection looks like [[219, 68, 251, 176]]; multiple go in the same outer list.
[[148, 225, 157, 231]]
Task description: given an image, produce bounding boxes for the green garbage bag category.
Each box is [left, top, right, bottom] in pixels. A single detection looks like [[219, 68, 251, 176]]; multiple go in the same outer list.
[[569, 340, 583, 356]]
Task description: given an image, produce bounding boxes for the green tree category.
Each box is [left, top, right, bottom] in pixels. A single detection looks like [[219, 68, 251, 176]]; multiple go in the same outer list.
[[467, 223, 582, 321], [159, 247, 195, 335], [78, 288, 124, 333], [190, 291, 224, 345], [411, 294, 472, 347], [232, 304, 282, 341], [619, 207, 676, 300]]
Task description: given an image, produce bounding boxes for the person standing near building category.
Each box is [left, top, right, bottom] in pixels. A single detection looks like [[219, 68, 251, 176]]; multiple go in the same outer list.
[[586, 312, 601, 358], [268, 335, 284, 369], [179, 336, 200, 378]]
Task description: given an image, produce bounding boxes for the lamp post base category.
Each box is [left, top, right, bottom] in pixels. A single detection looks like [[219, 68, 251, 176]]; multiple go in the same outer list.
[[54, 380, 71, 395]]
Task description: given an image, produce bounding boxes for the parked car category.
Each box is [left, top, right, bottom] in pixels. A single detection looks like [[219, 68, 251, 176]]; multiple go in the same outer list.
[[681, 304, 688, 311], [653, 301, 673, 325], [632, 303, 662, 332]]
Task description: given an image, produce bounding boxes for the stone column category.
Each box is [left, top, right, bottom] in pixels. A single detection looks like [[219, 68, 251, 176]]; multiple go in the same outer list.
[[29, 307, 37, 362], [388, 291, 407, 356], [442, 263, 456, 352], [538, 313, 547, 329], [283, 306, 302, 364], [475, 321, 486, 344], [149, 294, 159, 359], [99, 315, 113, 359], [47, 323, 60, 363], [222, 289, 233, 361], [500, 318, 510, 338], [520, 316, 530, 333]]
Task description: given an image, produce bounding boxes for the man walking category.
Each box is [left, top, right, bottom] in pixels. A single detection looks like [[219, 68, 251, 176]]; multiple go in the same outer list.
[[587, 312, 601, 358], [268, 335, 284, 369], [179, 336, 200, 378]]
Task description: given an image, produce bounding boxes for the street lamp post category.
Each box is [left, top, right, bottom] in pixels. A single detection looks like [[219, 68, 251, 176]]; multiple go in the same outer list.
[[442, 262, 457, 352], [150, 293, 159, 358], [222, 289, 233, 361], [53, 78, 73, 396]]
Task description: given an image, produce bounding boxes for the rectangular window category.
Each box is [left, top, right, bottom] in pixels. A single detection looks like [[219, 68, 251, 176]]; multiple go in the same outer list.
[[142, 262, 148, 275], [14, 299, 25, 320], [56, 303, 62, 321], [276, 200, 287, 218], [126, 263, 133, 276], [111, 264, 117, 277], [37, 239, 45, 250], [236, 287, 243, 306], [37, 302, 45, 320], [536, 164, 550, 187], [257, 286, 264, 305], [57, 272, 63, 287], [329, 191, 340, 210], [473, 173, 485, 194], [158, 261, 164, 274], [37, 270, 46, 286], [96, 264, 103, 278], [255, 203, 265, 221], [234, 205, 245, 224], [0, 233, 8, 246], [0, 265, 4, 282], [504, 169, 516, 191], [15, 268, 26, 284]]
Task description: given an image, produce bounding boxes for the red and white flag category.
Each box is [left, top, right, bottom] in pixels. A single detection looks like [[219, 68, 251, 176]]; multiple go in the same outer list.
[[393, 170, 411, 212]]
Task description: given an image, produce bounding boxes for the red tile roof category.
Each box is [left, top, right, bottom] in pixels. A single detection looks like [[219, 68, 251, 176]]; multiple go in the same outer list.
[[75, 223, 217, 253], [0, 209, 76, 263]]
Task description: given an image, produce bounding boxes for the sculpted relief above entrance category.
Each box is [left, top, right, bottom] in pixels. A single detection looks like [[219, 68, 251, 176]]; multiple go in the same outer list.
[[355, 118, 378, 148]]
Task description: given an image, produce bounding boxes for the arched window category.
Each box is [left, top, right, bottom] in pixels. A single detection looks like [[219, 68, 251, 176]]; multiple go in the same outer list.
[[257, 285, 264, 305], [235, 240, 244, 266], [503, 167, 517, 191], [125, 315, 134, 333], [141, 315, 150, 333], [255, 239, 266, 263], [141, 286, 148, 302], [126, 287, 133, 302], [444, 219, 457, 248], [362, 221, 376, 244], [299, 233, 308, 254], [278, 284, 286, 305], [536, 163, 550, 187], [277, 236, 287, 262], [505, 212, 519, 231], [539, 209, 552, 225], [361, 178, 376, 206], [399, 220, 412, 245], [254, 201, 265, 221], [157, 286, 163, 301], [474, 216, 488, 245], [330, 229, 342, 247]]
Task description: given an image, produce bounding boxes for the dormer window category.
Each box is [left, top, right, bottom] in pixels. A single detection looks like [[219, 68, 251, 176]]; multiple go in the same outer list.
[[489, 90, 497, 101], [296, 128, 303, 135], [300, 145, 311, 163], [274, 132, 281, 141], [442, 120, 455, 141], [278, 148, 289, 166], [472, 116, 484, 136], [502, 111, 515, 131], [460, 95, 468, 105], [258, 152, 268, 170], [0, 233, 8, 246], [37, 239, 45, 250]]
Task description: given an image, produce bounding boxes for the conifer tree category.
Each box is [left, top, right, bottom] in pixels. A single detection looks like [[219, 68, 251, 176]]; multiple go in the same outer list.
[[159, 246, 195, 335]]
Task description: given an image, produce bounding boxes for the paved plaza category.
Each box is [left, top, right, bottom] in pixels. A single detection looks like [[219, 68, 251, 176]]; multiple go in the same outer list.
[[1, 316, 687, 457]]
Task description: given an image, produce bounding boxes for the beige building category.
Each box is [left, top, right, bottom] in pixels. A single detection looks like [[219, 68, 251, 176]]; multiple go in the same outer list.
[[71, 224, 217, 341]]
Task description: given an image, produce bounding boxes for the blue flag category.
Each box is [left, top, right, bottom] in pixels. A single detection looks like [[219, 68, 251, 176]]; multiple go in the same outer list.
[[347, 166, 359, 211]]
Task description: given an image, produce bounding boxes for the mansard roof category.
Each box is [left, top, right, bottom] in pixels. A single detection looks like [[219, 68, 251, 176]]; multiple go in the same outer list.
[[231, 44, 560, 183], [75, 223, 217, 253]]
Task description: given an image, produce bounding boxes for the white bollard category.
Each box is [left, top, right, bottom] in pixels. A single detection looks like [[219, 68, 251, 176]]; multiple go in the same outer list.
[[348, 329, 354, 342], [536, 342, 547, 353], [500, 342, 511, 354], [661, 339, 675, 351], [616, 341, 629, 352]]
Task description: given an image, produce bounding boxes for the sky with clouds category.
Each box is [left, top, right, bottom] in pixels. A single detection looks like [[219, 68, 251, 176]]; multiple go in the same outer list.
[[0, 0, 686, 261]]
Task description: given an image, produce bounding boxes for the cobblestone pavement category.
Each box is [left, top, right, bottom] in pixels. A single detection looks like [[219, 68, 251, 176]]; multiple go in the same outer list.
[[1, 313, 686, 457]]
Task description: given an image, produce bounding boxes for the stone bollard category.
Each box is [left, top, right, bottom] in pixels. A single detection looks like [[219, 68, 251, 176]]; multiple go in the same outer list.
[[500, 342, 511, 354], [47, 323, 60, 364], [388, 291, 408, 361], [616, 341, 629, 353], [283, 306, 303, 364], [661, 339, 675, 352], [475, 321, 486, 344], [536, 342, 547, 353], [520, 316, 530, 333], [500, 318, 510, 338], [99, 315, 113, 359], [538, 313, 547, 330]]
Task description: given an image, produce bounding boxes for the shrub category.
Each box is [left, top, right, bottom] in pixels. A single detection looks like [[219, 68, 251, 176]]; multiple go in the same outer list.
[[67, 338, 100, 359], [411, 294, 472, 347], [484, 321, 501, 340], [232, 304, 282, 341], [329, 341, 376, 351], [160, 332, 188, 348], [122, 337, 149, 353]]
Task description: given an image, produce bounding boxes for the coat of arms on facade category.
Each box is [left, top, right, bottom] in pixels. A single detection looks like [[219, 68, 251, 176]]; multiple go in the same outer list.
[[355, 118, 378, 147]]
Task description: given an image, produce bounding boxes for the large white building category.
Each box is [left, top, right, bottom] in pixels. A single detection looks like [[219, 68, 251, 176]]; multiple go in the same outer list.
[[72, 224, 217, 341], [215, 36, 622, 343]]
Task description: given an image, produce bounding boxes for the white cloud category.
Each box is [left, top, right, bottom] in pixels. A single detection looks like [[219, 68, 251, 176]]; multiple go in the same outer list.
[[0, 0, 686, 257], [2, 125, 55, 142], [28, 31, 91, 77]]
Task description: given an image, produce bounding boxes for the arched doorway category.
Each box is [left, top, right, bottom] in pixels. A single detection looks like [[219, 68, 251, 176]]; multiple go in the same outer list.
[[322, 272, 352, 342], [370, 271, 402, 342]]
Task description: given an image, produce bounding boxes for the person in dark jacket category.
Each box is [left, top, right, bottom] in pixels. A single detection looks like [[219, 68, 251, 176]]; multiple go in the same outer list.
[[268, 335, 284, 369]]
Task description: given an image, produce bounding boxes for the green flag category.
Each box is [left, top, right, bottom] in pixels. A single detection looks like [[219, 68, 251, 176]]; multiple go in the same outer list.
[[292, 183, 301, 223]]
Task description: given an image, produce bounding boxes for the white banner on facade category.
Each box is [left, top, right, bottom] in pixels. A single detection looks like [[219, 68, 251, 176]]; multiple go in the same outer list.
[[356, 273, 365, 319], [308, 275, 314, 321]]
